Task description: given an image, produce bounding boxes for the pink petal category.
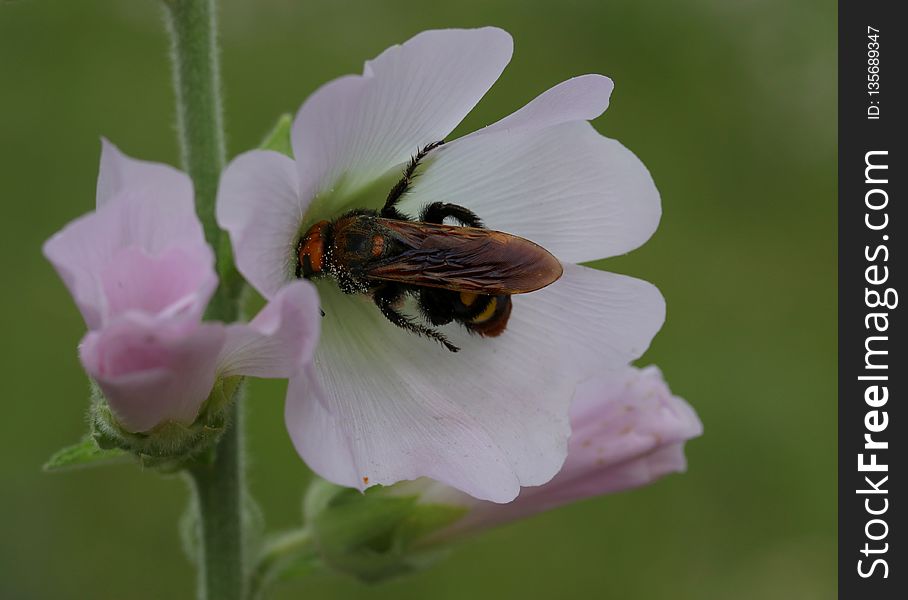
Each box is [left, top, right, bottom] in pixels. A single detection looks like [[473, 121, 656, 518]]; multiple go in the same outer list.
[[100, 244, 217, 324], [96, 138, 194, 211], [44, 207, 119, 329], [216, 150, 302, 299], [79, 313, 226, 432], [218, 281, 322, 378], [291, 28, 513, 195], [94, 140, 202, 251], [523, 365, 702, 505], [400, 119, 661, 264], [44, 140, 210, 328], [451, 366, 702, 531]]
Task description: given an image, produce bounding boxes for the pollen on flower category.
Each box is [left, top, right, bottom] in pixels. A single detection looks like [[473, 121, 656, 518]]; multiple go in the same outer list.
[[362, 476, 369, 485]]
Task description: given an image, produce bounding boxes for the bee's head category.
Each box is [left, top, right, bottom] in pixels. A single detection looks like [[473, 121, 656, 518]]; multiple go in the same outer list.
[[297, 220, 331, 279]]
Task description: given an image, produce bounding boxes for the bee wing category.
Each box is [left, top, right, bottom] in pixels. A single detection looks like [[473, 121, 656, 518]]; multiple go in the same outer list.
[[366, 219, 563, 294]]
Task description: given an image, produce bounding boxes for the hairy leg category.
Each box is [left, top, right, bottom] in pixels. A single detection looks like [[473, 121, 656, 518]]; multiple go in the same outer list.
[[381, 140, 445, 219], [420, 202, 484, 227], [373, 284, 459, 352]]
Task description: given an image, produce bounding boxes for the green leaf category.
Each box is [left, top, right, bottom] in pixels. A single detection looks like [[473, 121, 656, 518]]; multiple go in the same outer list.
[[43, 437, 130, 472], [259, 113, 293, 156]]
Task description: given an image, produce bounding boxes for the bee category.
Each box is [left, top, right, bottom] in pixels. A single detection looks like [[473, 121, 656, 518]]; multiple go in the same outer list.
[[297, 141, 562, 352]]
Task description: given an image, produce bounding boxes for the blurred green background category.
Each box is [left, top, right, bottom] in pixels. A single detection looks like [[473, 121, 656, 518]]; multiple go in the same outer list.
[[0, 0, 836, 598]]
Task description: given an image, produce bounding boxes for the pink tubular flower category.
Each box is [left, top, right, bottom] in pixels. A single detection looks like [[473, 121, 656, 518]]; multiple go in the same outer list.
[[217, 28, 665, 502], [415, 366, 703, 536], [43, 140, 321, 433]]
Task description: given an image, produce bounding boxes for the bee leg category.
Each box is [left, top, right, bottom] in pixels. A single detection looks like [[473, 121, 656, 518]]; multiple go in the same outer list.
[[420, 202, 484, 228], [381, 140, 445, 219], [373, 285, 460, 352]]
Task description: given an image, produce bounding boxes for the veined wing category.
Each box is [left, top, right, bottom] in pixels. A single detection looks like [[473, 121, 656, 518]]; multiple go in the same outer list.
[[366, 219, 563, 294]]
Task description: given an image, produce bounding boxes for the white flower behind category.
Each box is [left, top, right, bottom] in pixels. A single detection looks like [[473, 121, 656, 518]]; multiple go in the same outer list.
[[217, 28, 664, 502]]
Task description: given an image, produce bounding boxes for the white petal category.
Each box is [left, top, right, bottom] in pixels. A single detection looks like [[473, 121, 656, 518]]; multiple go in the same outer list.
[[470, 74, 613, 136], [285, 363, 362, 488], [284, 264, 663, 502], [216, 149, 302, 299], [291, 28, 513, 196], [400, 120, 661, 263], [512, 263, 665, 377], [285, 281, 577, 503], [218, 281, 322, 378]]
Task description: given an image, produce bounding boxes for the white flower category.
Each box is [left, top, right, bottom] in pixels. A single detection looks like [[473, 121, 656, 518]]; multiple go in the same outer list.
[[217, 28, 664, 502]]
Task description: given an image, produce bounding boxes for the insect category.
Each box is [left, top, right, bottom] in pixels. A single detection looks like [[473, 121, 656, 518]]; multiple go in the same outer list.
[[297, 141, 562, 352]]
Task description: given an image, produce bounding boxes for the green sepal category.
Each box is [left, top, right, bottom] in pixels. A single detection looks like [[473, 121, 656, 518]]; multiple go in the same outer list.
[[303, 480, 467, 583], [179, 488, 202, 566], [393, 500, 470, 549], [89, 376, 241, 472], [249, 529, 319, 600], [43, 436, 130, 472], [259, 113, 293, 157]]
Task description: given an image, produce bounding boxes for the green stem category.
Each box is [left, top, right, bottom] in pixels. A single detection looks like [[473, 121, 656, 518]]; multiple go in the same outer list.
[[163, 0, 243, 321], [163, 0, 226, 250], [163, 1, 246, 598], [188, 398, 247, 600]]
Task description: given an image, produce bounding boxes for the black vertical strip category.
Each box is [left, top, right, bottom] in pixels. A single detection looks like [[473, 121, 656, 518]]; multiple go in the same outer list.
[[839, 1, 904, 597]]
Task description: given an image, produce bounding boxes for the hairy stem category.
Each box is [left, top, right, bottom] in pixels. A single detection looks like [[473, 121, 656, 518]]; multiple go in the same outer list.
[[163, 1, 246, 598], [163, 0, 226, 250], [187, 398, 247, 600]]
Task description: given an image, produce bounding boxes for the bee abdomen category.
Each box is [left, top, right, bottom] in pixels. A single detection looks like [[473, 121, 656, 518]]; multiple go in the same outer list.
[[458, 293, 512, 337]]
